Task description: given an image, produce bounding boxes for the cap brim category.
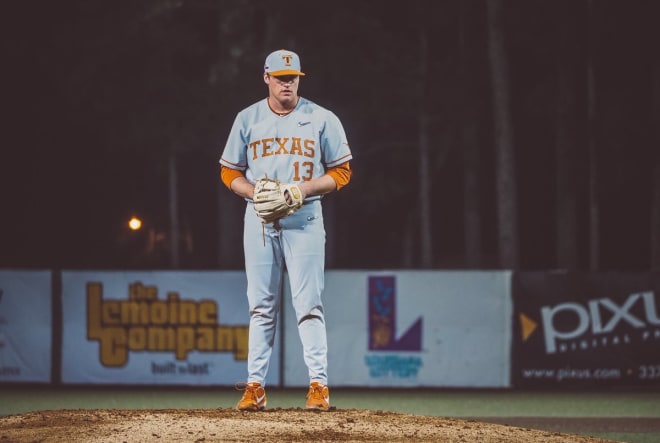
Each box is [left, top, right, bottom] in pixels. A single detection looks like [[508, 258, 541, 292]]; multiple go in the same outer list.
[[268, 69, 305, 76]]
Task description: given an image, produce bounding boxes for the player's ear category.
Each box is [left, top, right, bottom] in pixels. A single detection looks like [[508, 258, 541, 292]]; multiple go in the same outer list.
[[263, 73, 270, 85]]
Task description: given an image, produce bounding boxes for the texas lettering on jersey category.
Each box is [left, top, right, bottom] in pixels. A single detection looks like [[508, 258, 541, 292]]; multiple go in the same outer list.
[[248, 137, 315, 160]]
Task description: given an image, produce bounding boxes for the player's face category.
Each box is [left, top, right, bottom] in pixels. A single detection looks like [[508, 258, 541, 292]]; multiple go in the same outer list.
[[265, 74, 300, 106]]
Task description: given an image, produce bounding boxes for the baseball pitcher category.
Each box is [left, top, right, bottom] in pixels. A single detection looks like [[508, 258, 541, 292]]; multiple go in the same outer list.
[[219, 49, 353, 411]]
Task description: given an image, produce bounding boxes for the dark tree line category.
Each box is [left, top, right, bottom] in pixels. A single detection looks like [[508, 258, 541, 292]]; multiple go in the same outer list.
[[1, 0, 659, 271]]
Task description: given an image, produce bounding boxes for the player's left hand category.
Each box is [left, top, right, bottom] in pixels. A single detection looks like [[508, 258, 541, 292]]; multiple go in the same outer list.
[[253, 178, 304, 223]]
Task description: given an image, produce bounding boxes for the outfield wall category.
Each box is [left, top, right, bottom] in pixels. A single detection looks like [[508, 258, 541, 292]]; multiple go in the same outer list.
[[0, 270, 52, 383], [283, 271, 512, 388], [1, 269, 658, 388]]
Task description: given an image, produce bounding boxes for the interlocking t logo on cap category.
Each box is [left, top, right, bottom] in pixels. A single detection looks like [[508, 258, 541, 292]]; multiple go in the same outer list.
[[264, 49, 305, 76]]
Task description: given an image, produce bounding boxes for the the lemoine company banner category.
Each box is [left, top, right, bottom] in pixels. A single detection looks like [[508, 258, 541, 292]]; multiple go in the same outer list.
[[512, 271, 660, 388], [0, 270, 52, 383], [60, 271, 279, 386], [283, 271, 513, 388]]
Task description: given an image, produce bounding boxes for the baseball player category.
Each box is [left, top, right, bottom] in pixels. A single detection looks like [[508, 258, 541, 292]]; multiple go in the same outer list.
[[219, 49, 352, 411]]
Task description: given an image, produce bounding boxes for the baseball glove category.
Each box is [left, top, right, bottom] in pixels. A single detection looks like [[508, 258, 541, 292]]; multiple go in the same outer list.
[[253, 177, 304, 223]]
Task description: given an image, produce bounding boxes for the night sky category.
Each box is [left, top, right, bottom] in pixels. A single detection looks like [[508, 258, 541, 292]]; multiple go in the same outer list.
[[1, 0, 658, 271]]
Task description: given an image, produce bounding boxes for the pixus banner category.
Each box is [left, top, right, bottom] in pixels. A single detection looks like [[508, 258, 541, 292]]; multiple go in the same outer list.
[[512, 272, 660, 388]]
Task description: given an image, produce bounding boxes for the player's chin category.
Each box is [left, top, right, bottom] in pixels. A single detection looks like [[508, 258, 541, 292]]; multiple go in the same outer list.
[[280, 94, 296, 104]]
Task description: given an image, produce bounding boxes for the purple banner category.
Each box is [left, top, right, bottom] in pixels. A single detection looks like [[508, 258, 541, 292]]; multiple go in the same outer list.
[[368, 276, 422, 351]]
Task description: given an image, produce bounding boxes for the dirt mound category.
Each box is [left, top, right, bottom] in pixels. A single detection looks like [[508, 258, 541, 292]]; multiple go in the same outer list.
[[0, 408, 617, 442]]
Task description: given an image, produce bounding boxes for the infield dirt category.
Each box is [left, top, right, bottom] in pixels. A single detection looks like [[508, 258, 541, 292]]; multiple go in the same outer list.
[[0, 408, 620, 442]]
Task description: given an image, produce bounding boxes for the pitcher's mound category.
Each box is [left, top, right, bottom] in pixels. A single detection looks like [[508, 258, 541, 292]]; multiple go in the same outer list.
[[0, 408, 617, 442]]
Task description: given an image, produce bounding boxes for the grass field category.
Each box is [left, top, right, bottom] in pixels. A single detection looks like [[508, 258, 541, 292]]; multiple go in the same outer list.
[[1, 386, 659, 442]]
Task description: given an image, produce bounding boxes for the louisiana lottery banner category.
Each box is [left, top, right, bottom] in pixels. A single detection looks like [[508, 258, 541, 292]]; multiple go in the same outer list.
[[60, 271, 278, 386], [283, 270, 512, 388], [512, 271, 660, 388], [0, 270, 52, 383]]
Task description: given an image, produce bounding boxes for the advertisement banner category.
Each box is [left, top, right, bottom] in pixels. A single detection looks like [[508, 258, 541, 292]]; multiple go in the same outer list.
[[0, 270, 52, 383], [512, 271, 660, 388], [283, 271, 512, 388], [61, 271, 276, 386]]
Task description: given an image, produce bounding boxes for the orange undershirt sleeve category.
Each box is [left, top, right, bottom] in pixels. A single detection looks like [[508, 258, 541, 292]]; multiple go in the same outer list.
[[326, 162, 352, 190], [220, 165, 245, 190]]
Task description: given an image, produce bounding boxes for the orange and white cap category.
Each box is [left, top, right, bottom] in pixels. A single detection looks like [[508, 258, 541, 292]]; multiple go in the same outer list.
[[264, 49, 305, 76]]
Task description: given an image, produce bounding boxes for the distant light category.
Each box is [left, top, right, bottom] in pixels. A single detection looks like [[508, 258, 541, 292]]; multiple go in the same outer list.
[[128, 216, 143, 231]]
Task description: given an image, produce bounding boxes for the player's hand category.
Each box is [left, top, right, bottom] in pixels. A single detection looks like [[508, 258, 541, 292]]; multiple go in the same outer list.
[[253, 178, 304, 223], [284, 186, 306, 205]]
